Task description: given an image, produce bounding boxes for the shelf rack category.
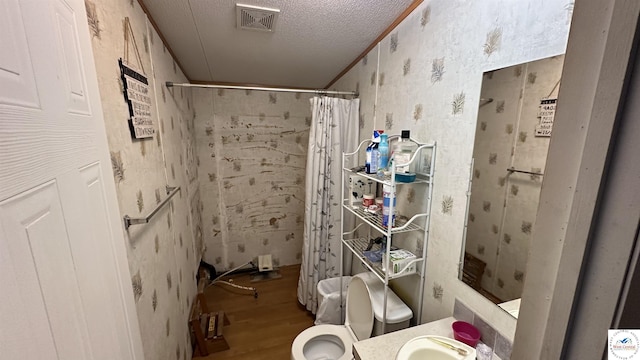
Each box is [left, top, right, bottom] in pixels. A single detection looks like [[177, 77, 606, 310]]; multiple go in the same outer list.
[[339, 136, 437, 334], [342, 238, 424, 281]]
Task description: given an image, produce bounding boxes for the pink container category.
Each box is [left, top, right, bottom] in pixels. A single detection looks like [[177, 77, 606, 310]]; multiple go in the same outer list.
[[452, 321, 481, 347]]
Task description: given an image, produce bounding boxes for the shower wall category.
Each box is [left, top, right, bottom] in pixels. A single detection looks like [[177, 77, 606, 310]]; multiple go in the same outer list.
[[194, 89, 313, 270]]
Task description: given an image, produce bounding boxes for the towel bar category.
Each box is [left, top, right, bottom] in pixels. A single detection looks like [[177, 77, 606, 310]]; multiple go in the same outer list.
[[506, 167, 544, 177], [123, 185, 180, 230]]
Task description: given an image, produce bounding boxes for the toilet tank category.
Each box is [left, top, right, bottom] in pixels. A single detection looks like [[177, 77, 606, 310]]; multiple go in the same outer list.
[[354, 272, 413, 335]]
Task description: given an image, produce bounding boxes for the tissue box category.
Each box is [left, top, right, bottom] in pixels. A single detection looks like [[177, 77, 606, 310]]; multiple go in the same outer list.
[[349, 174, 375, 207], [382, 249, 417, 275]]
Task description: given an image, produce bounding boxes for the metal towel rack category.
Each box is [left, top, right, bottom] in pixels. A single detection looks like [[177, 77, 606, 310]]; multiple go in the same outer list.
[[506, 167, 544, 176], [123, 185, 180, 230]]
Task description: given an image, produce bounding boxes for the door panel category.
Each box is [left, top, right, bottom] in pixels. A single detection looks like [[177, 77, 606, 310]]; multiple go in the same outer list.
[[56, 162, 133, 359], [0, 0, 40, 108], [0, 0, 95, 200], [0, 202, 58, 360], [0, 0, 143, 358], [53, 0, 91, 115], [0, 181, 92, 359]]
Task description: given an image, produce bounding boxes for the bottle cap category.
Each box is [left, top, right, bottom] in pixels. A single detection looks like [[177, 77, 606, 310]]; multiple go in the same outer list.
[[401, 130, 410, 139], [372, 130, 384, 142]]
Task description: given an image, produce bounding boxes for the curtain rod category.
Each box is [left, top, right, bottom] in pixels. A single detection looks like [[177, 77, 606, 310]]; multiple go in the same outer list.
[[165, 82, 358, 97]]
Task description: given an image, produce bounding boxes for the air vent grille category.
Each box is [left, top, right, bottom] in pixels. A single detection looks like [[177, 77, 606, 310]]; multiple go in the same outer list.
[[236, 4, 280, 32]]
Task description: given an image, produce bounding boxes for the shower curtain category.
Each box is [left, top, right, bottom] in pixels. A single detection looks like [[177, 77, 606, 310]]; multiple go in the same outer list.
[[297, 96, 359, 314]]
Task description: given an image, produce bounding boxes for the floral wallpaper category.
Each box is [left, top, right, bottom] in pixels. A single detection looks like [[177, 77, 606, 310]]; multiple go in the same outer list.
[[331, 0, 572, 338], [194, 89, 313, 271], [85, 1, 201, 359], [467, 55, 565, 302]]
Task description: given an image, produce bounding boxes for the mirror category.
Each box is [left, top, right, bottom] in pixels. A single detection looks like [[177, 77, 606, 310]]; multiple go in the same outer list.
[[460, 55, 565, 318]]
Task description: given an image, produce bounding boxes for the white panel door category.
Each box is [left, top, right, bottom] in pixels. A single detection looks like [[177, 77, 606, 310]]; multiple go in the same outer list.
[[0, 0, 144, 359]]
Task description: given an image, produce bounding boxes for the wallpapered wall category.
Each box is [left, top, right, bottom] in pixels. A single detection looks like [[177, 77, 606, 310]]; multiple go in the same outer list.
[[467, 55, 564, 302], [194, 89, 313, 271], [85, 1, 202, 359], [331, 0, 572, 338]]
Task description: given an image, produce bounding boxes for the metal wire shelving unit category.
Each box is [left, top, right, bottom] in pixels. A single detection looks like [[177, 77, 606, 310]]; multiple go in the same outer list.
[[339, 137, 437, 333]]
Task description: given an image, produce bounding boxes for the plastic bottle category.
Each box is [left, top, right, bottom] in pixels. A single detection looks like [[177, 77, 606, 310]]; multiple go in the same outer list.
[[377, 133, 389, 174], [365, 143, 373, 173], [394, 130, 414, 174], [371, 142, 379, 174], [366, 130, 383, 174], [476, 343, 493, 360], [366, 130, 381, 174], [382, 184, 396, 227]]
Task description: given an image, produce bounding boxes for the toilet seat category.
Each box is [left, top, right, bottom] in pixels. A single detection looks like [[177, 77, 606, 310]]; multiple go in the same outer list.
[[291, 276, 374, 360], [290, 325, 353, 360]]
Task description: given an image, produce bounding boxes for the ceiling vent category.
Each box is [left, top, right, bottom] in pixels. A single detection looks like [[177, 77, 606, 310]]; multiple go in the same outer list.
[[236, 4, 280, 32]]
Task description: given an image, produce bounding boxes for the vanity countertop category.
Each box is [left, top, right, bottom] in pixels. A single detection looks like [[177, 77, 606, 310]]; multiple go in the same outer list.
[[353, 316, 502, 360]]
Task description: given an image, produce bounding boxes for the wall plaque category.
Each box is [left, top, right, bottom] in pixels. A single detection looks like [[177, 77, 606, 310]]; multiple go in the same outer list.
[[119, 59, 154, 139], [535, 98, 557, 137]]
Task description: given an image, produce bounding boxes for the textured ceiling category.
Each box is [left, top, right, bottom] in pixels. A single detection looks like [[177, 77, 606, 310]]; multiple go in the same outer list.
[[142, 0, 416, 88]]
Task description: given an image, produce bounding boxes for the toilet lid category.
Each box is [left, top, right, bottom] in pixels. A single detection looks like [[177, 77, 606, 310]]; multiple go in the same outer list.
[[345, 276, 374, 341], [355, 272, 413, 323]]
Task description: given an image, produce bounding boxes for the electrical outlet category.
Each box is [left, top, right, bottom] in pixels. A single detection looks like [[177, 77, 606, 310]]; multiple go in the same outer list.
[[258, 254, 273, 272]]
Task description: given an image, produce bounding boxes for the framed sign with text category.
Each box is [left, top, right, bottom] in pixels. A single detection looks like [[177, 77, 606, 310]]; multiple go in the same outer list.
[[119, 59, 154, 139], [535, 98, 557, 137]]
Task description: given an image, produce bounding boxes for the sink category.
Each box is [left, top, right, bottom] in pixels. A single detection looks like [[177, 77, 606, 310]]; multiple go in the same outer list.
[[395, 335, 476, 360]]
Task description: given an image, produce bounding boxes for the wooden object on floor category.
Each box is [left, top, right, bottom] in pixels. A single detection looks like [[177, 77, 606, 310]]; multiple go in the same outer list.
[[462, 252, 486, 291], [197, 264, 314, 360], [191, 279, 230, 357]]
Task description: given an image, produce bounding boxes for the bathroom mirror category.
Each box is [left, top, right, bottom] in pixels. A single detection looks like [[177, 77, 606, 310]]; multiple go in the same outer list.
[[459, 55, 565, 317]]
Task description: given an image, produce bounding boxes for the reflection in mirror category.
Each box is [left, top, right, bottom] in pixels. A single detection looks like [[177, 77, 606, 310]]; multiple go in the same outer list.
[[460, 55, 565, 318]]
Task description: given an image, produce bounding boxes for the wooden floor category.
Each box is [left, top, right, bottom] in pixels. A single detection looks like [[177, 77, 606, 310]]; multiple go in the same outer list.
[[196, 265, 314, 359]]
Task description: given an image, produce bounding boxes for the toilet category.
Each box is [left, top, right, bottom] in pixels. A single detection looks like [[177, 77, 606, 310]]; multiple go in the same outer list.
[[291, 276, 374, 360], [314, 273, 413, 332], [292, 273, 413, 359], [356, 272, 413, 335]]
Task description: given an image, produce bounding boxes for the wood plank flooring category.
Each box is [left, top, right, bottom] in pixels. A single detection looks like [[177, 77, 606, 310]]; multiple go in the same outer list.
[[196, 265, 314, 359]]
